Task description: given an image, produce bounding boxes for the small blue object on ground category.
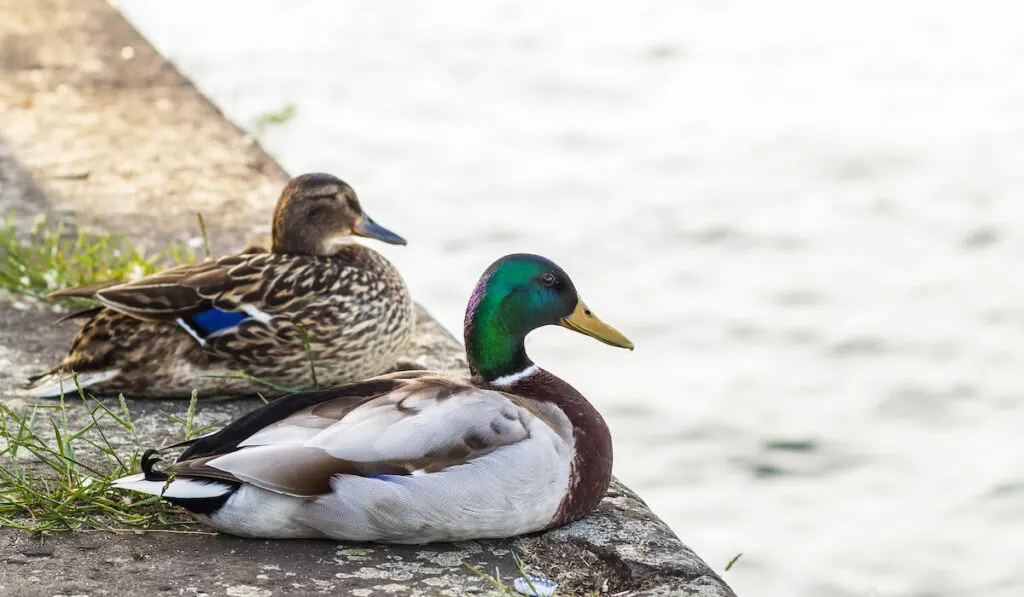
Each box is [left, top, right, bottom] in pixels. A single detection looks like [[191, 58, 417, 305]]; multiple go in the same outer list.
[[513, 576, 558, 597]]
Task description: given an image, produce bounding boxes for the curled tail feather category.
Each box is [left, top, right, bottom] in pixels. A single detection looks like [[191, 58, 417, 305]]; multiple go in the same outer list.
[[113, 448, 237, 514]]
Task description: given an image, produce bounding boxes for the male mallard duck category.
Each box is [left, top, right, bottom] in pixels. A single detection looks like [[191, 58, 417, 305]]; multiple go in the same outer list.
[[112, 253, 633, 542], [26, 173, 414, 399]]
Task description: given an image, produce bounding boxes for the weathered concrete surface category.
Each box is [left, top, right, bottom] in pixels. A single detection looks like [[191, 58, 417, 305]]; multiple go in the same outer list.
[[0, 0, 736, 595], [0, 0, 285, 233], [0, 480, 727, 597]]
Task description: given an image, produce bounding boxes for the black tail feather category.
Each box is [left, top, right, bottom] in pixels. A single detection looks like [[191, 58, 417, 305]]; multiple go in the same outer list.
[[156, 436, 203, 452], [138, 448, 238, 515]]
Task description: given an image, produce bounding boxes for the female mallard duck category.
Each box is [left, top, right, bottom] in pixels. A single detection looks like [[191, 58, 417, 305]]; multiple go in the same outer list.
[[112, 253, 633, 542], [26, 173, 414, 399]]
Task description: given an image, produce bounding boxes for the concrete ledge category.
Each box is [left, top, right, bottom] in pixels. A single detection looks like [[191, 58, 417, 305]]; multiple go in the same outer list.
[[0, 0, 736, 595]]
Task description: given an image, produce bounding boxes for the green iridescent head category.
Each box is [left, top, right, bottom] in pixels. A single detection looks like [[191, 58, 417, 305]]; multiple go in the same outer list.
[[463, 253, 633, 382]]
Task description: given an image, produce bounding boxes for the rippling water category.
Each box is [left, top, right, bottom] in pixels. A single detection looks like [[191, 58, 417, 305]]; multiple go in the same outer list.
[[113, 1, 1024, 594]]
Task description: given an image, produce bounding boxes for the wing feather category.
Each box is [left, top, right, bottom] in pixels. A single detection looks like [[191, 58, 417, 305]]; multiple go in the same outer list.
[[92, 259, 244, 319], [170, 373, 534, 497], [179, 376, 404, 461], [48, 281, 119, 300], [47, 249, 363, 327], [82, 253, 330, 321]]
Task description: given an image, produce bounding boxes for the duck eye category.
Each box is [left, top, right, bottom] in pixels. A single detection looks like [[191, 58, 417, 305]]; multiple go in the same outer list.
[[540, 273, 557, 287]]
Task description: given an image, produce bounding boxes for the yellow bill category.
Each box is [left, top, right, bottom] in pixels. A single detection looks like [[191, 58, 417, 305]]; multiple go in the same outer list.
[[560, 300, 634, 350]]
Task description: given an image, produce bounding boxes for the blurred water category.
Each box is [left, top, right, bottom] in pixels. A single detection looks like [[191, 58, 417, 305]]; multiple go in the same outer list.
[[113, 1, 1024, 595]]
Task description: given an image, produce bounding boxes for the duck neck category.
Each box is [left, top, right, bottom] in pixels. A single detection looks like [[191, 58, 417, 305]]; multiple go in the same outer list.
[[465, 321, 534, 383], [272, 209, 342, 255], [464, 288, 535, 383], [272, 233, 337, 256]]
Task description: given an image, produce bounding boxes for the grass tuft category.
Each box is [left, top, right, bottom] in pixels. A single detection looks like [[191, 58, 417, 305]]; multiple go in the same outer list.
[[195, 213, 212, 258], [251, 103, 297, 136], [462, 552, 595, 597], [157, 390, 219, 442], [0, 213, 225, 533], [0, 382, 207, 532], [0, 210, 194, 303], [724, 552, 743, 571], [464, 562, 515, 596], [201, 372, 312, 395]]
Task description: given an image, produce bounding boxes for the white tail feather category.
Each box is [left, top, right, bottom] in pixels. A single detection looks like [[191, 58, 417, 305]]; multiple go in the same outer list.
[[25, 369, 120, 398], [113, 473, 234, 500]]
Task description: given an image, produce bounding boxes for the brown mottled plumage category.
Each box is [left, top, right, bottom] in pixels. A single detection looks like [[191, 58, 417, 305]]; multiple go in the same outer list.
[[27, 173, 413, 399]]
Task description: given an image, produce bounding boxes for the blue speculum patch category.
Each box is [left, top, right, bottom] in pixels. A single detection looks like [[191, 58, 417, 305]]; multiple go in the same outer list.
[[190, 308, 247, 335]]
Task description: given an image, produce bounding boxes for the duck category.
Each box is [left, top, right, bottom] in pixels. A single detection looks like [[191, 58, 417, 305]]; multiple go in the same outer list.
[[26, 173, 414, 399], [112, 253, 633, 543]]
